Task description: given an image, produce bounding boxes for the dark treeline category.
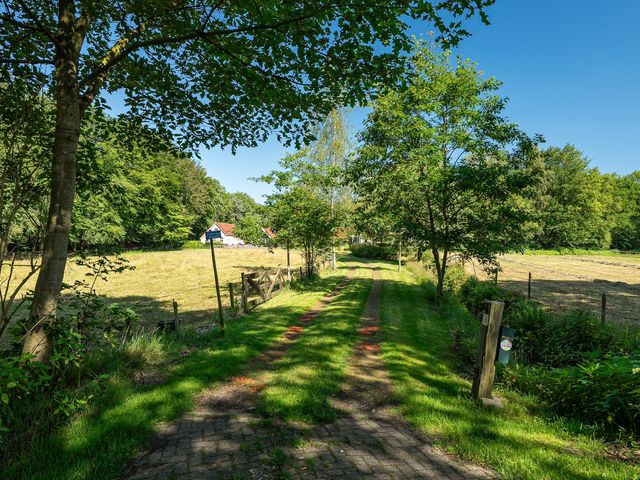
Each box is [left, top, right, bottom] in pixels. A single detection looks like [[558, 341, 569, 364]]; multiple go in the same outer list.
[[5, 114, 262, 251], [530, 144, 639, 250]]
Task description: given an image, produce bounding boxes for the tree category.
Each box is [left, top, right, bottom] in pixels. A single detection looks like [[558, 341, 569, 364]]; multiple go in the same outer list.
[[349, 45, 538, 296], [531, 145, 609, 249], [234, 213, 269, 246], [1, 0, 491, 359], [609, 172, 640, 250], [269, 187, 334, 276]]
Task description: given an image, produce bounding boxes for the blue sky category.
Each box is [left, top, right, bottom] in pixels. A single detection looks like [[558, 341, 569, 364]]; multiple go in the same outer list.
[[127, 1, 640, 202]]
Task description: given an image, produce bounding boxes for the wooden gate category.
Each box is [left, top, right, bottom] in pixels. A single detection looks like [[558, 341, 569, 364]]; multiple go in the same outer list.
[[241, 268, 286, 310]]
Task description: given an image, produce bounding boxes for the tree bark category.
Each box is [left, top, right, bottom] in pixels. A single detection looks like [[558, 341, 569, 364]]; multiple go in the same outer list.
[[22, 4, 82, 361], [22, 90, 80, 361]]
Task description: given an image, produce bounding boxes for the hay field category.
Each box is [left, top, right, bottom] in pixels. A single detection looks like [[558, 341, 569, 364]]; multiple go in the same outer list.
[[4, 247, 304, 328], [465, 253, 640, 326]]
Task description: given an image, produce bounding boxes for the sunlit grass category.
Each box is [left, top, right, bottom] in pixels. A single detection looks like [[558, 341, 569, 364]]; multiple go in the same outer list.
[[258, 269, 374, 423], [4, 268, 346, 480], [380, 267, 640, 480]]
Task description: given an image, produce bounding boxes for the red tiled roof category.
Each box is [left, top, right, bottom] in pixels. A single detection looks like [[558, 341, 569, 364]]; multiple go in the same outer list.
[[262, 227, 276, 239], [215, 222, 235, 236]]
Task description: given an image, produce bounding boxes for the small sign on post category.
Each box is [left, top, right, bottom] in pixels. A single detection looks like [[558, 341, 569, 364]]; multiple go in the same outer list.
[[207, 230, 224, 335]]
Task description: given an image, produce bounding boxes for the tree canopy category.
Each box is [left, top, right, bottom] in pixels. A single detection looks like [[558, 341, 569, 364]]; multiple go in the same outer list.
[[348, 46, 539, 295]]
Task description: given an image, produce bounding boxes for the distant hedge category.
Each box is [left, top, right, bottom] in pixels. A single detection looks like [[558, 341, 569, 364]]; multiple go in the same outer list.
[[349, 243, 396, 260]]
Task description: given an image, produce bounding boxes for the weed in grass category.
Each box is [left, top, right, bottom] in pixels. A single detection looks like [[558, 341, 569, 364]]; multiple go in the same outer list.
[[268, 447, 289, 467], [303, 457, 316, 472]]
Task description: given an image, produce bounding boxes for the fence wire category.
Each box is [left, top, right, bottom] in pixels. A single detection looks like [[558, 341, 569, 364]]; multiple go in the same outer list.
[[468, 257, 640, 326]]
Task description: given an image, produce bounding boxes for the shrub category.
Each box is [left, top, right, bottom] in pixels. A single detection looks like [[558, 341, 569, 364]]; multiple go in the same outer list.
[[501, 355, 640, 437], [458, 277, 505, 315], [536, 310, 638, 367], [349, 243, 395, 260], [442, 264, 468, 295]]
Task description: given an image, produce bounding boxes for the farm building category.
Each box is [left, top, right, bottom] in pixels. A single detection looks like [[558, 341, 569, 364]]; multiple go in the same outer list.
[[262, 227, 277, 240], [199, 222, 244, 246], [200, 223, 277, 245]]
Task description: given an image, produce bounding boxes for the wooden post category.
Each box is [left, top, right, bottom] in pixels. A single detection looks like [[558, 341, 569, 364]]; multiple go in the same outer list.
[[172, 299, 178, 327], [299, 266, 303, 279], [494, 270, 498, 285], [471, 301, 504, 401], [209, 240, 225, 335], [241, 272, 247, 311], [601, 293, 607, 324], [527, 272, 532, 300], [287, 241, 291, 282], [228, 283, 235, 309]]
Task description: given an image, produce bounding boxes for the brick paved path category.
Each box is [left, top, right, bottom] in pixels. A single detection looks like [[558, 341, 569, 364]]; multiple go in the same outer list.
[[126, 269, 493, 479]]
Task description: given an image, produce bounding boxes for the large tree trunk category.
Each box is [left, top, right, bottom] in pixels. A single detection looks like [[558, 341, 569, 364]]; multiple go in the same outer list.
[[22, 17, 81, 360]]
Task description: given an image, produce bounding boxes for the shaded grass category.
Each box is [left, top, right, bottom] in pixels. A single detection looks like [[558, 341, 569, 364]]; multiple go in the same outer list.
[[4, 271, 346, 480], [258, 269, 373, 423], [379, 267, 640, 480]]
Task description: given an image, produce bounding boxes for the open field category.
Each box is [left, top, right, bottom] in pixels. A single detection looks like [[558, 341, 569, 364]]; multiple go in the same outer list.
[[3, 247, 304, 330], [466, 253, 640, 325]]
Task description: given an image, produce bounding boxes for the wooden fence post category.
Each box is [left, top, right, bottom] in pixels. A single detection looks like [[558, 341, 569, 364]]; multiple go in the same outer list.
[[471, 300, 505, 402], [287, 241, 291, 282], [527, 272, 531, 300], [209, 239, 225, 335], [494, 270, 498, 285], [241, 272, 247, 311], [228, 283, 235, 309], [299, 266, 303, 279], [172, 299, 178, 328], [601, 293, 607, 324]]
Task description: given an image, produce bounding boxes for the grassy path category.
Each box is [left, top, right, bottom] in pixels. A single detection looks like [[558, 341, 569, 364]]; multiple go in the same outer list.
[[379, 266, 640, 480], [6, 269, 349, 480]]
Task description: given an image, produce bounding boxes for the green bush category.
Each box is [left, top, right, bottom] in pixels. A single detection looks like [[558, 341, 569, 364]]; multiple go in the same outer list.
[[348, 242, 395, 260], [536, 310, 625, 367], [458, 277, 505, 315], [501, 355, 640, 437], [443, 264, 468, 295], [452, 271, 640, 438]]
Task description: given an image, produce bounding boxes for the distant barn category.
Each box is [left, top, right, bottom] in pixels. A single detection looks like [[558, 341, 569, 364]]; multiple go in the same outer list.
[[200, 223, 277, 246]]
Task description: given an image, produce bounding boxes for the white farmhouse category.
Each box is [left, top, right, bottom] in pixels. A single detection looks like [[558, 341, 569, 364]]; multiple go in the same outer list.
[[199, 222, 244, 246]]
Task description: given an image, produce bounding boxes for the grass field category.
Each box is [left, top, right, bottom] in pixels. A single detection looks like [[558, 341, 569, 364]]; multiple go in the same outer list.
[[466, 253, 640, 326], [3, 247, 304, 330]]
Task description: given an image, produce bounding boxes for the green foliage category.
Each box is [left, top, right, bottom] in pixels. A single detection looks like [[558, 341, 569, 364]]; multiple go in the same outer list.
[[502, 356, 640, 437], [182, 240, 207, 249], [349, 43, 540, 295], [269, 187, 334, 276], [530, 145, 610, 249], [234, 214, 271, 246], [348, 243, 395, 260], [453, 272, 640, 437]]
